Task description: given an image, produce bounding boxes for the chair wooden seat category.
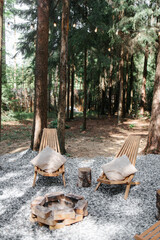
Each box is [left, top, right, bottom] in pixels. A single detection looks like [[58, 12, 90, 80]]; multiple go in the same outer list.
[[95, 135, 141, 200], [32, 128, 66, 187], [97, 175, 131, 185], [134, 221, 160, 240]]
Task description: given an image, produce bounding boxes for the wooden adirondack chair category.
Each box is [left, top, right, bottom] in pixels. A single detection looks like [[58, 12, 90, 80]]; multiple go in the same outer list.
[[32, 128, 66, 187], [134, 221, 160, 240], [95, 135, 141, 200]]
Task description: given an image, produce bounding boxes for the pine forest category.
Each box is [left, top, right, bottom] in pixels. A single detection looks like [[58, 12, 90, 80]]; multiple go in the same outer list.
[[0, 0, 160, 154]]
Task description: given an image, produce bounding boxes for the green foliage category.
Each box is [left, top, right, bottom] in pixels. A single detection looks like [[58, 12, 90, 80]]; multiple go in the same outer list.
[[49, 119, 70, 129], [2, 110, 33, 122], [65, 153, 71, 157], [47, 111, 57, 119], [2, 0, 159, 121], [87, 110, 98, 118], [129, 124, 135, 129]]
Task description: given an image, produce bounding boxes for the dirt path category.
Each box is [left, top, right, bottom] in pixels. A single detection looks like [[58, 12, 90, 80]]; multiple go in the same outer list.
[[0, 116, 149, 157]]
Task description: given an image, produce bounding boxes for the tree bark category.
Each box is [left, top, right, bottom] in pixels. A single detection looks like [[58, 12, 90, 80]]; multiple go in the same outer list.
[[144, 37, 160, 154], [101, 69, 106, 115], [2, 2, 5, 84], [31, 0, 49, 151], [13, 16, 17, 89], [129, 54, 134, 114], [124, 52, 129, 116], [77, 167, 91, 187], [66, 63, 70, 120], [70, 64, 74, 119], [0, 0, 3, 142], [118, 46, 124, 123], [53, 65, 59, 111], [108, 57, 113, 116], [48, 73, 52, 112], [57, 0, 69, 154], [82, 47, 87, 130], [140, 45, 148, 115]]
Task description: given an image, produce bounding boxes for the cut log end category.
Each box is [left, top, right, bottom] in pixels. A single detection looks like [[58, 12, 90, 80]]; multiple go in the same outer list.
[[77, 167, 91, 187]]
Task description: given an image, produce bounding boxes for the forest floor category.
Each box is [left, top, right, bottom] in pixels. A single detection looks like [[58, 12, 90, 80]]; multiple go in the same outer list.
[[0, 116, 149, 157]]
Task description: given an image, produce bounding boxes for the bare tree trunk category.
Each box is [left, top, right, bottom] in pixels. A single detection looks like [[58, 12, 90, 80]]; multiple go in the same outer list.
[[53, 65, 59, 111], [82, 47, 87, 130], [109, 57, 113, 116], [118, 47, 124, 123], [57, 0, 69, 154], [24, 88, 28, 111], [140, 45, 148, 115], [0, 0, 3, 142], [70, 64, 74, 119], [129, 54, 134, 114], [48, 73, 52, 112], [101, 84, 105, 115], [31, 0, 49, 151], [2, 2, 6, 84], [144, 38, 160, 154], [101, 68, 106, 115], [124, 52, 129, 116], [66, 63, 70, 120], [13, 16, 17, 89]]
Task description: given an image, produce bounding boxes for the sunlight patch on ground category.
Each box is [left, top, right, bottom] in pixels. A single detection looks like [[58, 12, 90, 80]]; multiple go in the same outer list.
[[75, 216, 125, 239], [0, 187, 24, 200], [10, 146, 30, 154], [109, 198, 143, 216], [0, 171, 23, 182], [0, 202, 5, 215]]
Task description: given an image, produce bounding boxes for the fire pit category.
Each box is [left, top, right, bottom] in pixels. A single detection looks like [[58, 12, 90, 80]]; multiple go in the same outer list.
[[30, 192, 88, 230]]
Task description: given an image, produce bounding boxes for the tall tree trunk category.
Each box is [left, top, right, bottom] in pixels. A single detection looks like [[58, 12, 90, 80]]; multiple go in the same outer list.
[[13, 16, 17, 89], [108, 57, 113, 116], [101, 68, 106, 115], [0, 0, 3, 141], [31, 0, 49, 151], [118, 47, 124, 123], [57, 0, 69, 154], [113, 81, 120, 116], [66, 63, 70, 120], [144, 37, 160, 154], [53, 65, 59, 111], [2, 1, 6, 84], [129, 54, 134, 114], [70, 64, 74, 119], [124, 52, 129, 116], [101, 83, 105, 115], [82, 47, 87, 130], [48, 73, 52, 112], [140, 45, 148, 115]]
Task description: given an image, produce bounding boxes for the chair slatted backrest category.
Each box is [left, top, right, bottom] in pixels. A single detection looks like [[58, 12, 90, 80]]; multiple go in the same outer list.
[[115, 135, 141, 166], [135, 221, 160, 240], [39, 128, 60, 153]]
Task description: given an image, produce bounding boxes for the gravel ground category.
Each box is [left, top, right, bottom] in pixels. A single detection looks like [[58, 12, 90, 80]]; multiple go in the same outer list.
[[0, 149, 160, 240]]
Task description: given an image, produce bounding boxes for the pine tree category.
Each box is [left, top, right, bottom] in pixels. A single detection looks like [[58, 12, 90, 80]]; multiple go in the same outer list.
[[31, 0, 49, 150], [144, 32, 160, 154], [57, 0, 69, 154]]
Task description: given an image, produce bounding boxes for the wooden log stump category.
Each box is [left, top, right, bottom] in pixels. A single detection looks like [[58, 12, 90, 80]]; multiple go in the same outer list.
[[77, 167, 91, 187]]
